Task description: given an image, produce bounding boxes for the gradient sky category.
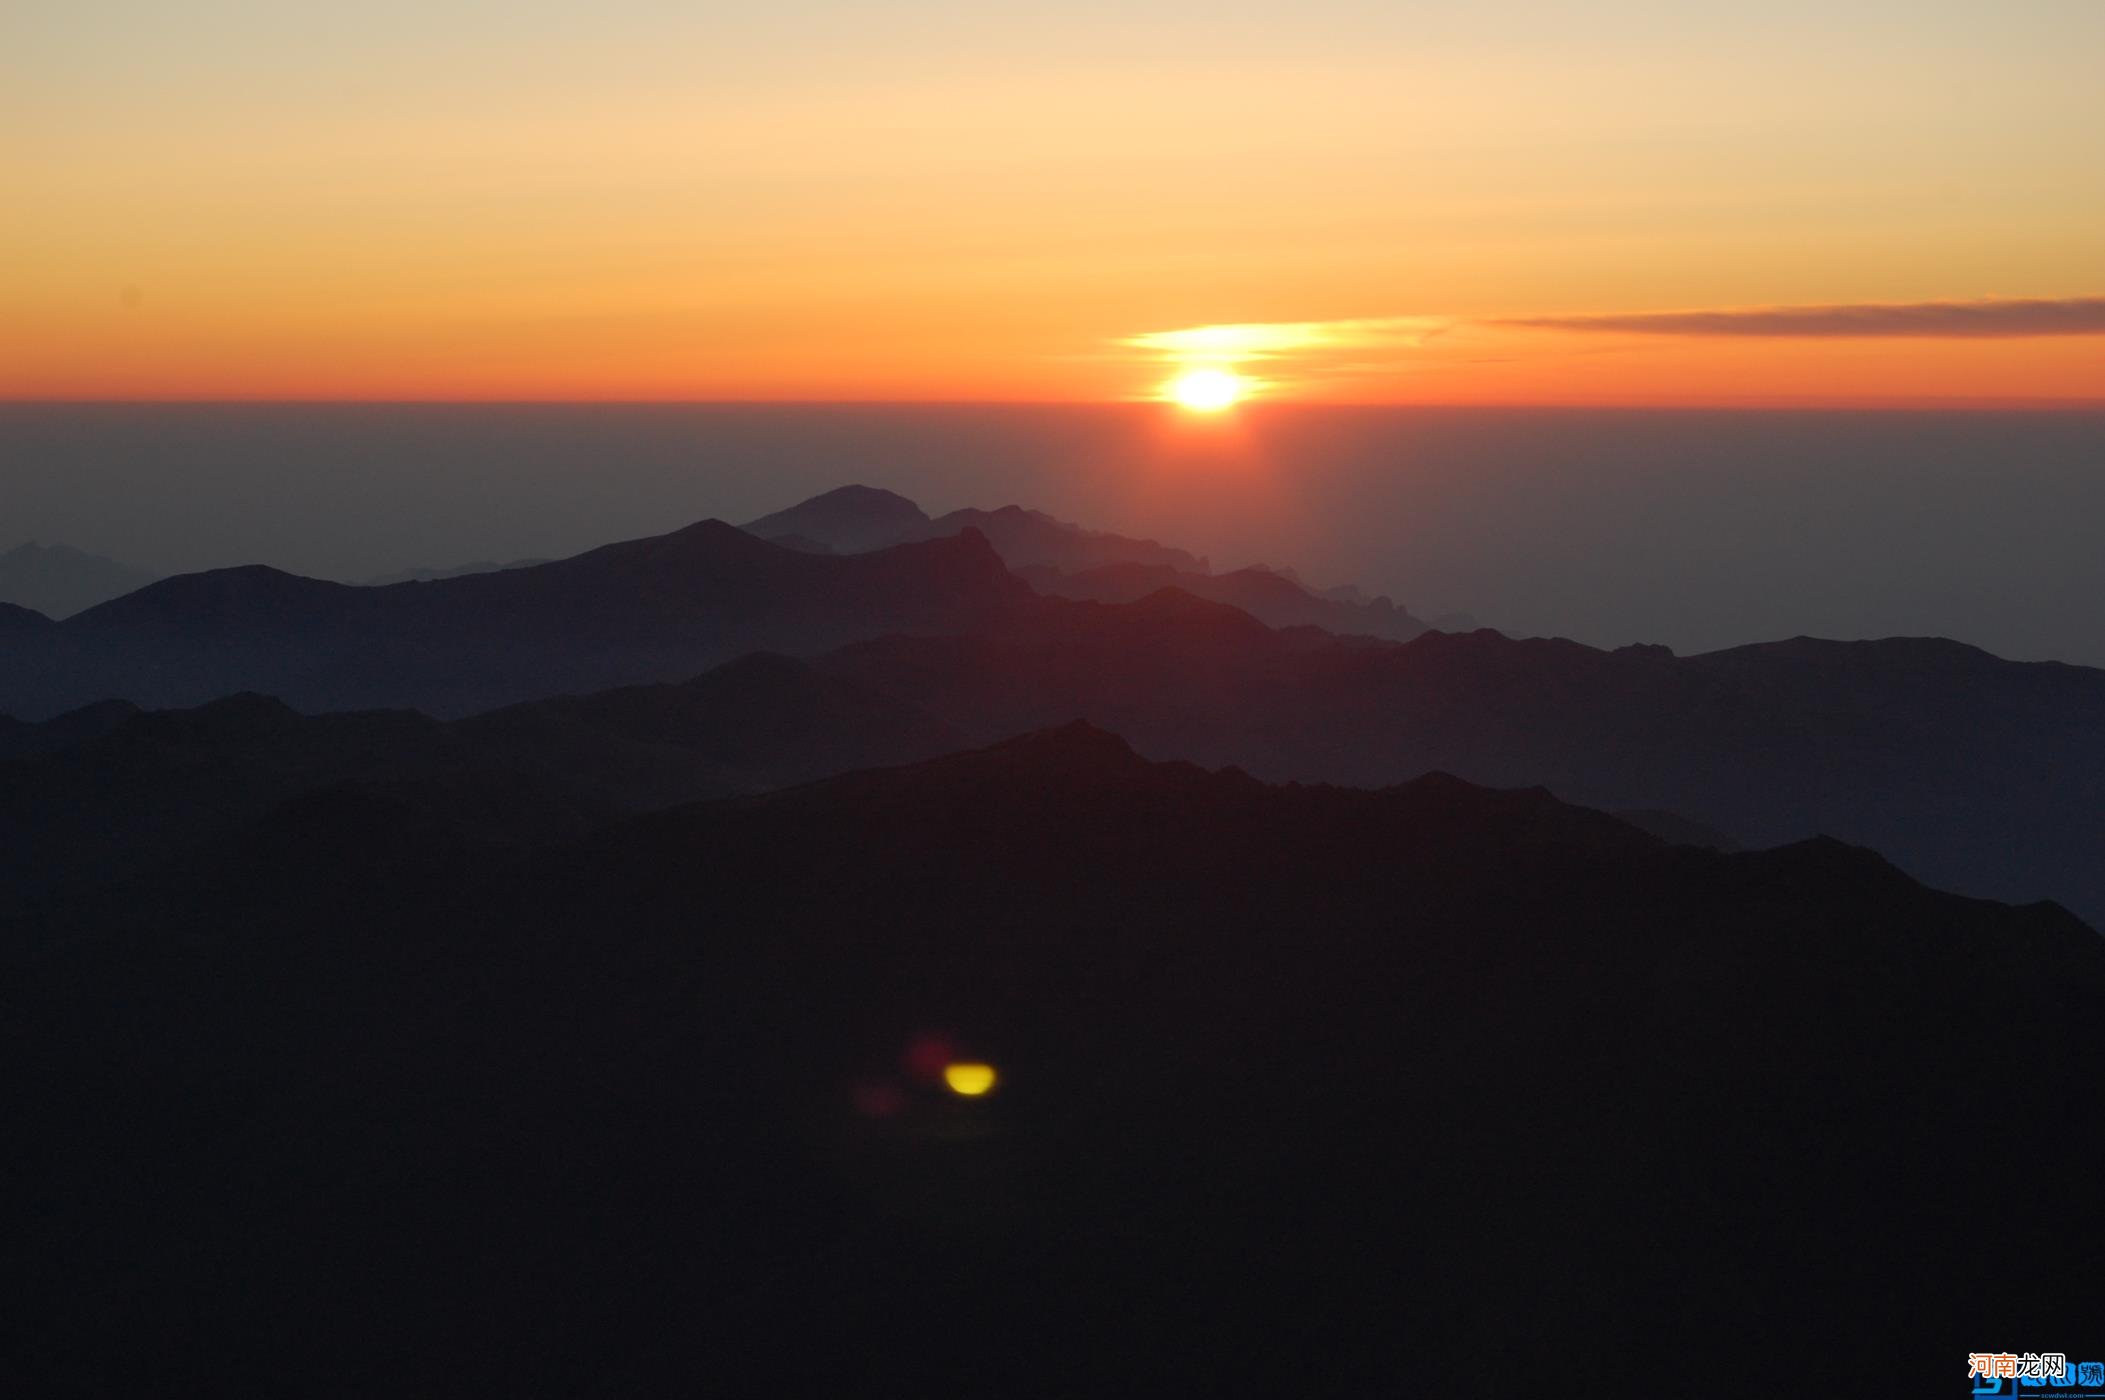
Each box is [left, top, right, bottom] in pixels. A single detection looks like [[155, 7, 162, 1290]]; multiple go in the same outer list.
[[6, 1, 2103, 403]]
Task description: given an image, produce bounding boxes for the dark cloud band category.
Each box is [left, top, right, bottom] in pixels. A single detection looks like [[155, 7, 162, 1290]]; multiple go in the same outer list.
[[1503, 297, 2105, 339]]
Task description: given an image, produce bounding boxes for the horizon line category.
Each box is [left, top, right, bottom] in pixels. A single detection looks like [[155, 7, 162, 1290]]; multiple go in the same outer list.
[[5, 395, 2105, 413]]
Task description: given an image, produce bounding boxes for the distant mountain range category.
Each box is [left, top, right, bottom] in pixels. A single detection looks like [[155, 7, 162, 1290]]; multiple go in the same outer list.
[[1015, 560, 1432, 641], [743, 483, 936, 552], [6, 724, 2096, 1394], [1, 488, 1439, 719], [5, 485, 2103, 919], [0, 541, 157, 619], [745, 485, 1435, 638], [748, 482, 1209, 571], [0, 519, 1023, 718], [7, 592, 2102, 921], [814, 601, 2105, 921], [4, 488, 2105, 917]]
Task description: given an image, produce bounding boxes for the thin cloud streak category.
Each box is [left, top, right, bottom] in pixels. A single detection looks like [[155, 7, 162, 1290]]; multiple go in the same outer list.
[[1121, 318, 1450, 360], [1503, 297, 2105, 339]]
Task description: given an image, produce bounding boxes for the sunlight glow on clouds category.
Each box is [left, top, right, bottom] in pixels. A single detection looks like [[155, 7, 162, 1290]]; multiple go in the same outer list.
[[1123, 319, 1446, 360], [1120, 297, 2105, 402], [1122, 318, 1457, 399]]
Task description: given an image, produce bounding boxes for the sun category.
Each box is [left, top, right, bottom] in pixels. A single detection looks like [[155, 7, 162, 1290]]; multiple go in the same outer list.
[[1165, 367, 1245, 412]]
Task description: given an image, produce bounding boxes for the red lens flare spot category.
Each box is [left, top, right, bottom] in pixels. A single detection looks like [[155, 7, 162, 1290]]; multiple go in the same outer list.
[[901, 1033, 956, 1083], [852, 1079, 906, 1118]]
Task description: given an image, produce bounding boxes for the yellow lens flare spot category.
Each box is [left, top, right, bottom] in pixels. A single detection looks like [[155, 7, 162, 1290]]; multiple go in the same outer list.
[[1165, 368, 1245, 412], [942, 1062, 999, 1097]]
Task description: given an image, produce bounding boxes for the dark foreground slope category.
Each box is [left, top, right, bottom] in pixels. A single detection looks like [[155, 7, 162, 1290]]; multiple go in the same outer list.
[[0, 522, 1023, 718], [5, 727, 2097, 1396]]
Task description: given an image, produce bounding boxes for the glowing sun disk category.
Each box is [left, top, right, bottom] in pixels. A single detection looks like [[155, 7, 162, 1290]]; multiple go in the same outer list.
[[1167, 368, 1245, 412]]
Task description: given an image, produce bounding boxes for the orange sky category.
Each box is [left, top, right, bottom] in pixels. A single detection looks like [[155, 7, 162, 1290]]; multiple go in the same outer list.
[[5, 2, 2103, 404]]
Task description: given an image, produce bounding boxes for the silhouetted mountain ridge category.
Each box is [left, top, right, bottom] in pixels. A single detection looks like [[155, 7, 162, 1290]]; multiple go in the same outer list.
[[0, 541, 158, 619], [742, 484, 931, 552], [4, 521, 1025, 718], [1018, 560, 1432, 640], [0, 600, 53, 635], [74, 564, 360, 635], [354, 557, 550, 586], [743, 484, 1451, 636], [811, 604, 2105, 918], [910, 504, 1207, 572], [745, 485, 1208, 570], [0, 657, 964, 902], [0, 698, 136, 760], [11, 493, 2105, 919]]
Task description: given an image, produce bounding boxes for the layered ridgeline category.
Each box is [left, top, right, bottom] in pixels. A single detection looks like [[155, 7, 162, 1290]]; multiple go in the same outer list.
[[352, 557, 550, 586], [0, 519, 1025, 718], [743, 482, 1209, 568], [0, 600, 55, 639], [4, 487, 2102, 917], [5, 727, 2097, 1395], [0, 486, 1438, 722], [10, 610, 2103, 919], [0, 658, 962, 901], [0, 541, 158, 619], [814, 600, 2105, 919], [745, 484, 1440, 640]]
